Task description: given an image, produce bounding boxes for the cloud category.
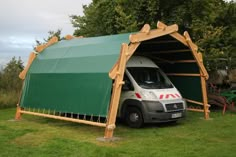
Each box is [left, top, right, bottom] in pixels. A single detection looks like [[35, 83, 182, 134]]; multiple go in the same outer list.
[[0, 0, 92, 66], [0, 36, 34, 49]]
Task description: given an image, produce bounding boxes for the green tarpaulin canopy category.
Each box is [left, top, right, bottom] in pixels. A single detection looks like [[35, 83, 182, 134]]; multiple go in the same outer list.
[[17, 22, 210, 139], [20, 33, 130, 117], [19, 30, 208, 118]]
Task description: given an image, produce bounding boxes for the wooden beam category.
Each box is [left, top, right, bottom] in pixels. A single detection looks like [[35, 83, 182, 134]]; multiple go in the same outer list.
[[185, 99, 210, 107], [172, 60, 196, 63], [155, 49, 190, 54], [65, 35, 74, 40], [65, 35, 84, 40], [19, 52, 37, 80], [129, 24, 178, 43], [183, 32, 209, 79], [105, 43, 128, 139], [187, 108, 210, 113], [141, 40, 179, 44], [157, 21, 188, 47], [20, 110, 106, 127], [140, 24, 151, 33], [157, 21, 208, 79], [35, 36, 58, 53], [166, 73, 201, 77], [19, 36, 59, 80], [150, 56, 196, 64], [149, 56, 173, 64]]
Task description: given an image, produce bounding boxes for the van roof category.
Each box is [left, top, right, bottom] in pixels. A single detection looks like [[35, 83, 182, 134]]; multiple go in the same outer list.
[[126, 56, 158, 68]]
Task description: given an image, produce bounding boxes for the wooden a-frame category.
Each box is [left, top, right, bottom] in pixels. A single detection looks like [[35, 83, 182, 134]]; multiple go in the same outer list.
[[105, 21, 209, 138]]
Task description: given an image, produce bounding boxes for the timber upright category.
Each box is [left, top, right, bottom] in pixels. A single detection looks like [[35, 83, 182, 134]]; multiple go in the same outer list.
[[15, 21, 210, 140]]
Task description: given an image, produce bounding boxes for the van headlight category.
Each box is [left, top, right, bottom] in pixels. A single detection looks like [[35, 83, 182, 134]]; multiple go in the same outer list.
[[141, 91, 157, 100], [144, 101, 164, 112]]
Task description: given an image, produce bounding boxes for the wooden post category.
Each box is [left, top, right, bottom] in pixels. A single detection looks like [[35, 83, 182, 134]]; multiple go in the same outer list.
[[109, 24, 150, 79], [15, 105, 22, 120], [104, 43, 128, 139], [198, 53, 210, 119]]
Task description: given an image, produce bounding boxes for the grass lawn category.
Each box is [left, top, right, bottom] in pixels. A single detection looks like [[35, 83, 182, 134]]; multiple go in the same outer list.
[[0, 108, 236, 157]]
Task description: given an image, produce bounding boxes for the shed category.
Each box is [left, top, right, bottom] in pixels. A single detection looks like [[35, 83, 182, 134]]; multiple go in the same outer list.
[[15, 21, 209, 139]]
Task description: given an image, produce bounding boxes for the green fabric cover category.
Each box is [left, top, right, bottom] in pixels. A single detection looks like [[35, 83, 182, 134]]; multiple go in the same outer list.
[[168, 76, 203, 102], [158, 61, 203, 102], [20, 33, 130, 117]]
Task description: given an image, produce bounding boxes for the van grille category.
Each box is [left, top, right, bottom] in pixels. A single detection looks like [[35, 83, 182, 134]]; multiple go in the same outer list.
[[165, 103, 184, 112]]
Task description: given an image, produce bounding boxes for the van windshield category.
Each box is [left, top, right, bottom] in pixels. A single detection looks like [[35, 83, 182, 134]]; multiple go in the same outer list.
[[127, 67, 173, 89]]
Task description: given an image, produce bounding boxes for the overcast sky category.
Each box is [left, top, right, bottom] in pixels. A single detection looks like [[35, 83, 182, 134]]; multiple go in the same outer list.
[[0, 0, 92, 67]]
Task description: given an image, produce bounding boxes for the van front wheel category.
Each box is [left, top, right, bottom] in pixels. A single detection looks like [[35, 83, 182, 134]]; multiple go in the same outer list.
[[125, 107, 143, 128]]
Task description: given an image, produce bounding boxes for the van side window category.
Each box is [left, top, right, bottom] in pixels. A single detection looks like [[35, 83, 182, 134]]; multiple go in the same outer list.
[[122, 74, 134, 91]]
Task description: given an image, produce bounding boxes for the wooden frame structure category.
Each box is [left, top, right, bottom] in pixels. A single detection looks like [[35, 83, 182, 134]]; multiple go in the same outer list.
[[15, 21, 210, 140]]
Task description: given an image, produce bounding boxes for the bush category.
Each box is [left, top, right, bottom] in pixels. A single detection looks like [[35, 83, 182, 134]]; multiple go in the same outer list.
[[0, 90, 20, 108]]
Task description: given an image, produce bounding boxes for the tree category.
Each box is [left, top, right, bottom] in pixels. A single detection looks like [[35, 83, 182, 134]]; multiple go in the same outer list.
[[71, 0, 236, 70], [71, 1, 119, 37], [35, 29, 63, 46], [0, 57, 24, 91]]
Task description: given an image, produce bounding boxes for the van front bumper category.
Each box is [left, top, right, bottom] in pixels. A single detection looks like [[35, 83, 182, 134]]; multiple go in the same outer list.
[[143, 110, 186, 123], [142, 101, 186, 123]]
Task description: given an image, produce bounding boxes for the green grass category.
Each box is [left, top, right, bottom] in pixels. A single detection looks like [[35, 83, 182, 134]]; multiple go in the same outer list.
[[0, 108, 236, 157]]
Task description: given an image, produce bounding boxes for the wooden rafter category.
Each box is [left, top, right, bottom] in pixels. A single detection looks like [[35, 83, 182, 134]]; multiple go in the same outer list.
[[166, 73, 201, 77], [148, 55, 196, 64], [157, 21, 208, 79], [35, 36, 58, 53], [65, 34, 84, 40], [171, 60, 196, 63], [183, 32, 209, 79], [19, 52, 37, 80], [141, 40, 179, 44], [147, 55, 173, 64], [19, 36, 59, 80], [154, 49, 190, 54], [157, 22, 188, 47], [129, 24, 178, 43]]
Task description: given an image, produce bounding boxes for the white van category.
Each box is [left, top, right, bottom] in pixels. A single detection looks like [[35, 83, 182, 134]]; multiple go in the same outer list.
[[118, 56, 187, 128]]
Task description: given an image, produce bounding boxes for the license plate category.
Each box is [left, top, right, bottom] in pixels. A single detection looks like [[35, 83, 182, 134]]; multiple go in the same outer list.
[[171, 113, 182, 118]]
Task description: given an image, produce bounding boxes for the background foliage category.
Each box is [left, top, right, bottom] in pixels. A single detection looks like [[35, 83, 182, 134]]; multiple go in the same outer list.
[[70, 0, 236, 71], [0, 57, 24, 107]]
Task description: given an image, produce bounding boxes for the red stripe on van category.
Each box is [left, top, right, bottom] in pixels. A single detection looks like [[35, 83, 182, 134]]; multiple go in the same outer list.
[[175, 94, 180, 98], [159, 94, 164, 99], [135, 93, 142, 99]]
